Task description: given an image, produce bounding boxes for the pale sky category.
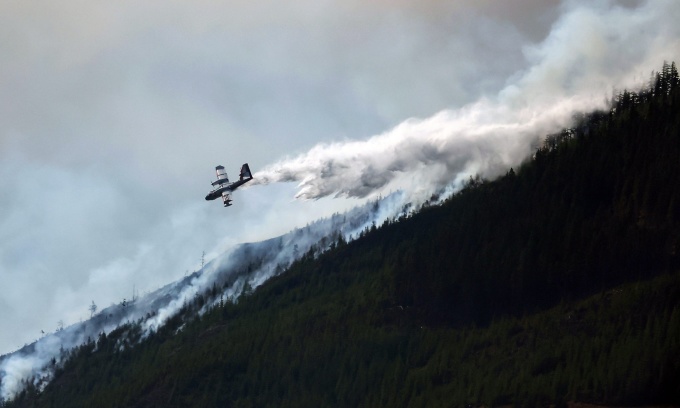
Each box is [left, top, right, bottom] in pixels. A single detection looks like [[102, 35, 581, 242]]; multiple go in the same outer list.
[[1, 0, 677, 355]]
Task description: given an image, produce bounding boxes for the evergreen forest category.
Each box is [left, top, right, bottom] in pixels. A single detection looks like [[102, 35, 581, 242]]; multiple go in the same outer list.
[[4, 62, 680, 407]]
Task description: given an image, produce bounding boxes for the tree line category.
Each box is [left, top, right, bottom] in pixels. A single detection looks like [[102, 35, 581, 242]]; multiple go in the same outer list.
[[3, 61, 680, 407]]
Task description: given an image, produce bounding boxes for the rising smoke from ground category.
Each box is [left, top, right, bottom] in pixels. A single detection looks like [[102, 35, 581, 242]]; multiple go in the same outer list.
[[0, 0, 673, 359], [0, 193, 406, 400], [253, 0, 679, 201], [1, 0, 679, 402]]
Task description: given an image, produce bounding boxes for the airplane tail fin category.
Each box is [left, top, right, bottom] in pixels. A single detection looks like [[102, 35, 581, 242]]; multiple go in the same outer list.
[[239, 163, 253, 181]]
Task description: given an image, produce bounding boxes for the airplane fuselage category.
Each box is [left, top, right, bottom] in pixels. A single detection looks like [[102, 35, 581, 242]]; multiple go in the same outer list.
[[204, 177, 252, 200], [205, 186, 228, 201]]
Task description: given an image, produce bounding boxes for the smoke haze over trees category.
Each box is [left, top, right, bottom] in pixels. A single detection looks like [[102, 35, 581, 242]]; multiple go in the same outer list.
[[1, 0, 678, 357], [1, 61, 679, 407]]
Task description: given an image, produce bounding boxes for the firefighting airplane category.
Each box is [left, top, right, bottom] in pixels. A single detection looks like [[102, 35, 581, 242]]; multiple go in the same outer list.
[[205, 163, 253, 207]]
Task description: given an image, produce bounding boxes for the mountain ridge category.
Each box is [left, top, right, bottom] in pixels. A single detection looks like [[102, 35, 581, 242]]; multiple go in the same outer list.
[[2, 61, 679, 407]]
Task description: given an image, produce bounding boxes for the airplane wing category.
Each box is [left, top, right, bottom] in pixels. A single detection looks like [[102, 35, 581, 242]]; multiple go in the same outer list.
[[211, 165, 229, 186], [221, 191, 232, 207]]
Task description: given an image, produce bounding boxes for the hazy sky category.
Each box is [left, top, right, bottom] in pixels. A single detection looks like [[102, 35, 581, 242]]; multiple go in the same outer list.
[[1, 0, 677, 354]]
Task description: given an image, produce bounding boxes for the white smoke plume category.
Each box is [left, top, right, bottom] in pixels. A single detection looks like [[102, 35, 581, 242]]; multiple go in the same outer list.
[[254, 0, 679, 200], [1, 0, 679, 402], [0, 195, 405, 400], [254, 98, 589, 200]]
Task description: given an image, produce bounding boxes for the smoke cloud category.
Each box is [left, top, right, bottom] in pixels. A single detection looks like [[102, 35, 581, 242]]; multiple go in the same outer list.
[[1, 0, 679, 400], [254, 98, 588, 200], [0, 194, 406, 400], [254, 0, 679, 200]]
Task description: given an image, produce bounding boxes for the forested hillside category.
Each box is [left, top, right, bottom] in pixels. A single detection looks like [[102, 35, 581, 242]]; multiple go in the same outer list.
[[4, 62, 680, 407]]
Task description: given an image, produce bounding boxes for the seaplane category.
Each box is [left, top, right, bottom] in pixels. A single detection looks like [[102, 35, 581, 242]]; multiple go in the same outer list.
[[205, 163, 253, 207]]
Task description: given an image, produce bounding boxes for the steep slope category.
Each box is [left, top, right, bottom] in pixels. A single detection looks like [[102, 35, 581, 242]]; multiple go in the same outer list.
[[19, 267, 679, 407], [4, 62, 680, 407], [0, 192, 409, 401]]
